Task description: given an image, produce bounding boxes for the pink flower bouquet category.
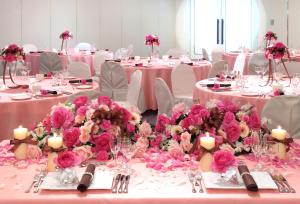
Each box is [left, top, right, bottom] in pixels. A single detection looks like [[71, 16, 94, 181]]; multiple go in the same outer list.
[[59, 30, 73, 52], [55, 150, 80, 169], [145, 34, 160, 53], [212, 150, 236, 173]]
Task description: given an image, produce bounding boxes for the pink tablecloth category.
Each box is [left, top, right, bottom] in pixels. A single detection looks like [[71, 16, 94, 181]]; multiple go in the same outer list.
[[124, 61, 211, 110], [222, 52, 251, 74], [0, 79, 99, 141], [0, 158, 299, 204], [193, 80, 269, 115], [25, 53, 95, 76]]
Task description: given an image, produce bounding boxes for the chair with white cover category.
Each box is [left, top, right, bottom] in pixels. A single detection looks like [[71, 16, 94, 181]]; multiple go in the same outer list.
[[166, 48, 186, 58], [202, 48, 210, 61], [75, 42, 92, 51], [39, 52, 62, 74], [23, 44, 38, 53], [261, 95, 300, 138], [67, 61, 91, 78], [233, 53, 246, 74], [155, 78, 175, 116], [248, 53, 269, 75], [208, 60, 227, 78], [100, 61, 128, 101], [211, 47, 224, 63], [171, 64, 196, 107], [93, 52, 106, 77], [116, 70, 145, 113]]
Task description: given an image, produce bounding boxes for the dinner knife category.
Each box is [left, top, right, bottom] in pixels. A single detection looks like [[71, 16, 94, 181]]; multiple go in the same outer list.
[[112, 174, 121, 193], [123, 175, 130, 193], [118, 175, 126, 193]]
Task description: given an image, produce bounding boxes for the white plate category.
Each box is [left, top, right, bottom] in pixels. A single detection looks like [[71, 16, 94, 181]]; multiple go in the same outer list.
[[40, 171, 114, 190], [10, 93, 32, 100], [76, 85, 93, 89], [241, 92, 259, 96], [202, 171, 277, 190]]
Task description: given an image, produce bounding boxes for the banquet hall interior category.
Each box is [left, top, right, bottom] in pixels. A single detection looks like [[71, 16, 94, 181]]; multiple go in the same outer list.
[[1, 0, 300, 203]]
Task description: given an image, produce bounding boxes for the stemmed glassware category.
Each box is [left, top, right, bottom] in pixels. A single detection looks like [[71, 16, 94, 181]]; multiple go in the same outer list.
[[119, 138, 134, 174], [109, 135, 121, 172], [291, 73, 300, 91], [251, 133, 268, 171]]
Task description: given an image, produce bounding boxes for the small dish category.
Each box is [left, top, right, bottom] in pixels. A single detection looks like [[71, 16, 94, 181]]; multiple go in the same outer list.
[[76, 85, 93, 89], [10, 93, 32, 100]]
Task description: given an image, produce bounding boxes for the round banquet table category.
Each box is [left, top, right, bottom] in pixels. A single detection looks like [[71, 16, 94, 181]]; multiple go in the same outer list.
[[193, 79, 270, 115], [0, 78, 99, 141], [25, 52, 96, 76], [123, 60, 212, 110]]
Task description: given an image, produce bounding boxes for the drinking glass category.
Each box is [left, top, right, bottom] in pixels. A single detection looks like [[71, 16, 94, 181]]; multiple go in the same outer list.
[[109, 136, 121, 172], [120, 138, 134, 174], [291, 73, 300, 90], [254, 66, 262, 78]]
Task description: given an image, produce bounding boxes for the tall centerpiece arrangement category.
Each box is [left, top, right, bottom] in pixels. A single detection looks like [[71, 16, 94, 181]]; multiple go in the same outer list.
[[264, 41, 291, 85], [0, 44, 24, 85], [145, 34, 160, 58], [264, 31, 277, 48], [59, 30, 73, 53]]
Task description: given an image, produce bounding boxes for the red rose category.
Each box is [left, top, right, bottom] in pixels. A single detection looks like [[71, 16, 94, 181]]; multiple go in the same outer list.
[[56, 151, 79, 168], [63, 127, 80, 148], [212, 150, 236, 173], [73, 95, 88, 109]]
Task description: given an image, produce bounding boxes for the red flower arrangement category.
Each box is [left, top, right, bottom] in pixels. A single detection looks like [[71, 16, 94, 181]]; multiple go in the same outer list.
[[264, 31, 277, 48], [212, 150, 236, 173], [59, 30, 73, 52], [145, 34, 160, 54]]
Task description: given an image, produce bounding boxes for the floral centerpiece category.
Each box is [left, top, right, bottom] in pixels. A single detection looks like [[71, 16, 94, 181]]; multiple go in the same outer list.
[[145, 34, 160, 55], [59, 30, 73, 52], [265, 41, 291, 85], [264, 31, 277, 47], [0, 44, 24, 85]]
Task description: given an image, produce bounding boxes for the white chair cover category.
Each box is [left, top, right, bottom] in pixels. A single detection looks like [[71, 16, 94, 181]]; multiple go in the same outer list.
[[155, 78, 175, 116], [97, 50, 114, 60], [75, 42, 92, 51], [248, 53, 269, 75], [115, 48, 129, 60], [39, 52, 62, 74], [93, 52, 106, 76], [261, 96, 300, 138], [208, 60, 227, 78], [211, 47, 224, 63], [100, 61, 128, 100], [166, 48, 186, 58], [202, 48, 210, 61], [23, 44, 38, 53], [67, 62, 91, 78], [233, 53, 246, 74]]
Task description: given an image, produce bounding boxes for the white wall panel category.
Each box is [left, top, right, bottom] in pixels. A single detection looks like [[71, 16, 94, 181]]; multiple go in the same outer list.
[[22, 0, 50, 50], [0, 0, 22, 47]]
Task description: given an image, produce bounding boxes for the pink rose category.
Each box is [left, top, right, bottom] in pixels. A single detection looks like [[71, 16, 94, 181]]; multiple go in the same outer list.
[[241, 114, 250, 123], [155, 114, 171, 132], [51, 107, 74, 129], [190, 104, 205, 115], [181, 116, 202, 129], [42, 116, 52, 133], [223, 112, 235, 127], [100, 119, 111, 131], [243, 136, 259, 146], [133, 137, 149, 158], [212, 150, 236, 173], [56, 151, 79, 169], [73, 146, 93, 163], [73, 95, 88, 109], [139, 121, 152, 138], [170, 111, 182, 124], [247, 111, 261, 131], [180, 132, 191, 143], [77, 105, 87, 116], [180, 141, 193, 152], [96, 150, 109, 161], [26, 145, 42, 160], [63, 127, 80, 148], [97, 96, 112, 107], [217, 101, 238, 113], [224, 122, 241, 143], [126, 123, 136, 133], [150, 134, 163, 148], [92, 133, 111, 153], [79, 132, 90, 144]]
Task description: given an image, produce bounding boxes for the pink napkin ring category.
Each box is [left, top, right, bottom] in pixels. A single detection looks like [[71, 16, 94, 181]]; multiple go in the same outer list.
[[40, 89, 48, 95], [213, 83, 220, 89], [81, 79, 87, 84]]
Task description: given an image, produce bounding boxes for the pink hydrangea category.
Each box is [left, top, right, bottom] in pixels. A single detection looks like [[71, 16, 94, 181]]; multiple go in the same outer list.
[[56, 151, 80, 169], [97, 96, 112, 107], [100, 119, 111, 131], [224, 122, 241, 143], [96, 150, 109, 161], [51, 107, 74, 129], [155, 114, 171, 132], [212, 150, 236, 173], [63, 127, 80, 148], [73, 95, 88, 109]]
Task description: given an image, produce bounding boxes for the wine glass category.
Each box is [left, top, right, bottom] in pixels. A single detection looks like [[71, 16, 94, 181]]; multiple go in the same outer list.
[[109, 136, 121, 172], [120, 138, 134, 174], [291, 73, 300, 90]]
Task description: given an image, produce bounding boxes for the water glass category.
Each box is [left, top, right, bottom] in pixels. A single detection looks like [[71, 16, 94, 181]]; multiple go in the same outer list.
[[291, 73, 300, 90], [110, 136, 121, 171], [120, 138, 134, 174]]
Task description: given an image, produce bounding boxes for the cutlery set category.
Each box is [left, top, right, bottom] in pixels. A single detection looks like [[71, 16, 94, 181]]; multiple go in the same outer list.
[[271, 174, 296, 193], [111, 174, 130, 193], [188, 171, 204, 193], [25, 171, 46, 193]]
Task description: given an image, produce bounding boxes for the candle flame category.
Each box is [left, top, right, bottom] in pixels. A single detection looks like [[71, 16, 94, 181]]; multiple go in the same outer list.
[[205, 132, 209, 137]]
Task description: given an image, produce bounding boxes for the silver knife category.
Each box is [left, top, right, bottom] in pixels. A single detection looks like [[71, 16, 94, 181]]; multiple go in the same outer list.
[[118, 175, 126, 193], [112, 174, 121, 193], [123, 175, 130, 193]]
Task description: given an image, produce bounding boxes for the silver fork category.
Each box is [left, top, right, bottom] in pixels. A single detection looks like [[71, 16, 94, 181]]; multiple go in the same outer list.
[[279, 175, 296, 193], [24, 173, 40, 193], [33, 171, 46, 193], [188, 171, 196, 193], [195, 172, 204, 193]]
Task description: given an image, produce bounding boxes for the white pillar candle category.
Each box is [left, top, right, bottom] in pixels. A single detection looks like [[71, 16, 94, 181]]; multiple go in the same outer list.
[[48, 134, 63, 149], [14, 143, 28, 160], [200, 132, 216, 151], [47, 152, 58, 172], [14, 126, 28, 140], [271, 126, 287, 141]]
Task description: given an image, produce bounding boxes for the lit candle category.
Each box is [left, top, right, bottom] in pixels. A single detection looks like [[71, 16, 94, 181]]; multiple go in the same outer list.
[[271, 126, 287, 141], [14, 126, 28, 140], [48, 134, 63, 149], [200, 132, 215, 151]]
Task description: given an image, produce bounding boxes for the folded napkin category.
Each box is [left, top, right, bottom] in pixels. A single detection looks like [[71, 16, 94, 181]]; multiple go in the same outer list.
[[182, 62, 193, 66], [206, 83, 231, 88], [44, 72, 53, 77], [105, 59, 121, 63], [238, 164, 258, 192], [69, 79, 93, 84], [77, 164, 96, 192], [135, 63, 143, 67], [40, 89, 57, 95]]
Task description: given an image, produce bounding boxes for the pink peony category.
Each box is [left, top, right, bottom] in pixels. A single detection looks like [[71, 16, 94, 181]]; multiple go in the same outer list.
[[77, 105, 87, 116], [56, 151, 79, 168], [155, 114, 171, 132], [26, 145, 42, 160], [96, 150, 109, 162], [92, 133, 111, 153], [139, 121, 152, 138], [73, 145, 93, 163], [63, 127, 80, 148], [51, 107, 74, 129], [224, 122, 241, 143], [97, 96, 112, 107], [212, 150, 236, 173], [73, 96, 88, 109], [100, 119, 111, 131]]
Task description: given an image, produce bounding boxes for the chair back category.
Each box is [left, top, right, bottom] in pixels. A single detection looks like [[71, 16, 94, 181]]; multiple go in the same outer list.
[[127, 70, 144, 109], [93, 52, 106, 76], [261, 95, 300, 138], [75, 42, 92, 51], [233, 53, 246, 74], [155, 78, 174, 116], [202, 48, 210, 61], [211, 47, 224, 63], [248, 52, 269, 75], [39, 52, 62, 73], [23, 44, 38, 53], [166, 48, 186, 58], [171, 64, 196, 97], [208, 60, 227, 78], [67, 61, 91, 78]]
